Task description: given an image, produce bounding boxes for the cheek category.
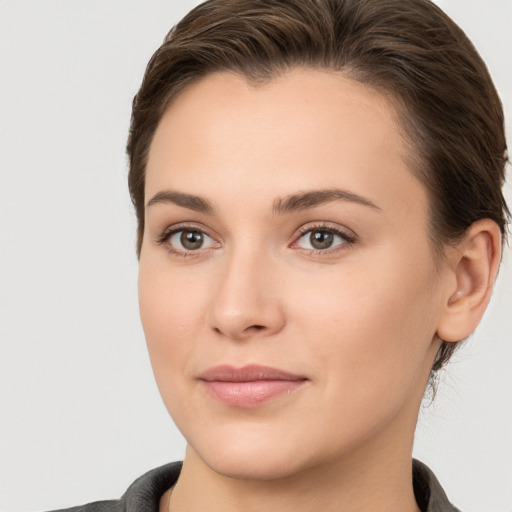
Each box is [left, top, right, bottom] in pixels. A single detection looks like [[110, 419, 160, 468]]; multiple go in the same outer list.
[[137, 258, 206, 376], [137, 260, 212, 429], [290, 248, 440, 387]]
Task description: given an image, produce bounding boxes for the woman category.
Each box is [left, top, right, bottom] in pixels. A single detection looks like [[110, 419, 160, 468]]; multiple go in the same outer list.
[[127, 0, 508, 509], [3, 0, 508, 511]]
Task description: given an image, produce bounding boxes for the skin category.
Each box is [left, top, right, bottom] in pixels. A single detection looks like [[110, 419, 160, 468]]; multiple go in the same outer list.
[[138, 69, 501, 512]]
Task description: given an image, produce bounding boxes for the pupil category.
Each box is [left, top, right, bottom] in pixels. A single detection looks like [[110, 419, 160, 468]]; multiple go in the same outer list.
[[181, 230, 203, 250], [310, 230, 333, 250]]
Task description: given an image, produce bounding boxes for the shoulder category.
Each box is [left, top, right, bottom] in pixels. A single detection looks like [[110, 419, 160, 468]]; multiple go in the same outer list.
[[45, 462, 183, 512], [413, 459, 461, 512]]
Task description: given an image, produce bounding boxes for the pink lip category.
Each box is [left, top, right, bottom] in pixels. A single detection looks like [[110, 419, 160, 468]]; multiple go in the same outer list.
[[199, 365, 308, 408]]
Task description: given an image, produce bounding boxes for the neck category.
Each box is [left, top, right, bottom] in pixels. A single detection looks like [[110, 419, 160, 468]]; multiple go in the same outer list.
[[168, 430, 421, 512]]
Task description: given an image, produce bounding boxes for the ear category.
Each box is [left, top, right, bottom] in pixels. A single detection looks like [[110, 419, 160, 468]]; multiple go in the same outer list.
[[436, 219, 502, 342]]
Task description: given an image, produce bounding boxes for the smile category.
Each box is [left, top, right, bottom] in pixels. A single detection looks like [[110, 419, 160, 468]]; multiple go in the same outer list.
[[199, 364, 308, 408]]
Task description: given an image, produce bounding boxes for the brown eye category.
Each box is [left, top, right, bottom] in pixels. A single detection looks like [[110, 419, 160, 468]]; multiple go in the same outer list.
[[309, 230, 334, 250], [166, 229, 217, 254], [180, 230, 204, 250], [295, 226, 353, 253]]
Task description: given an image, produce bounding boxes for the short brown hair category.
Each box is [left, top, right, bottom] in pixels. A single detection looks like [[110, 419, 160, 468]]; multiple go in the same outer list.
[[127, 0, 509, 372]]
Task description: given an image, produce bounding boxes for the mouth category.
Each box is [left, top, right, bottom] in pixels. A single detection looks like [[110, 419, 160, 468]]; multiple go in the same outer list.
[[199, 364, 308, 408]]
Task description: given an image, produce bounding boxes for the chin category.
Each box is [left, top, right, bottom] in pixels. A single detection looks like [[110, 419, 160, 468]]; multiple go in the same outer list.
[[200, 447, 312, 481], [184, 421, 331, 482]]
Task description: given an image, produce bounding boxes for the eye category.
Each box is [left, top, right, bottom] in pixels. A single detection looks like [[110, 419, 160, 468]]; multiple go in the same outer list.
[[158, 227, 218, 256], [170, 230, 211, 250], [294, 226, 355, 252]]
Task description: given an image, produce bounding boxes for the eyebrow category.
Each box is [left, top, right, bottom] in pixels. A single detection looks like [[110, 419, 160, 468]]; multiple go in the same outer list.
[[272, 188, 381, 214], [146, 190, 214, 214], [146, 188, 380, 215]]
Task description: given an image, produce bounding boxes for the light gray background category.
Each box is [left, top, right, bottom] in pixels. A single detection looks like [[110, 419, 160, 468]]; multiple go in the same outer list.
[[0, 1, 511, 511]]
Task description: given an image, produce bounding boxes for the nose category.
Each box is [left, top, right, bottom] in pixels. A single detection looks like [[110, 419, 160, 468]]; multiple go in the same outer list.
[[206, 249, 286, 341]]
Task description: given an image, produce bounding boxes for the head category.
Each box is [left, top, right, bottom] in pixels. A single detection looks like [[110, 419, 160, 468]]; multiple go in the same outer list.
[[127, 0, 508, 480], [128, 0, 508, 374]]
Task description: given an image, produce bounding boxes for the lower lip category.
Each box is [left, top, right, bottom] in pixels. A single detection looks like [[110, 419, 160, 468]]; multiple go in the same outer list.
[[202, 380, 306, 407]]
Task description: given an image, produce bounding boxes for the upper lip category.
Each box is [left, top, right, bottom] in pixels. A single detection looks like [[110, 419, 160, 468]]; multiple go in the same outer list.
[[199, 364, 307, 382]]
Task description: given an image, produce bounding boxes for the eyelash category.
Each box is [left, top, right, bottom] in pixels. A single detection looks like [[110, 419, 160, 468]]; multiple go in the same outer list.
[[292, 223, 357, 255], [155, 222, 357, 257], [155, 223, 216, 257]]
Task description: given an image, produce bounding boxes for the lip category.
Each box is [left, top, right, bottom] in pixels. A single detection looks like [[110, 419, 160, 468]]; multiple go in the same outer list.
[[199, 364, 308, 408]]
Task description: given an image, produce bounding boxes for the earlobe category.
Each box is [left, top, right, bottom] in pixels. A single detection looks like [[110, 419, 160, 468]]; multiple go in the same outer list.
[[436, 219, 502, 343]]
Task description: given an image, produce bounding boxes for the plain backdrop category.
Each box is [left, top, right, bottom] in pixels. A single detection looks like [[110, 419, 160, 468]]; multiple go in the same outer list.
[[0, 1, 511, 511]]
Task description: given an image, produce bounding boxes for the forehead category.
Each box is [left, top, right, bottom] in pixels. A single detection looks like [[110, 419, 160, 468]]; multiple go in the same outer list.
[[145, 69, 428, 222]]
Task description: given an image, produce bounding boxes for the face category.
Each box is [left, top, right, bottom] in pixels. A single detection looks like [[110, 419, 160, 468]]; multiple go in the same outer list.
[[139, 69, 448, 480]]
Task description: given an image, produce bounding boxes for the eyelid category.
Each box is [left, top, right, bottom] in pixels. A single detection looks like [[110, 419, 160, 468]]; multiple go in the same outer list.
[[155, 222, 220, 256], [290, 222, 357, 253], [294, 222, 357, 240]]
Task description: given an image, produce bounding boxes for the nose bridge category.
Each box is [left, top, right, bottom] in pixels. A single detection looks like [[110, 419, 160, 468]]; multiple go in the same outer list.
[[208, 240, 284, 339]]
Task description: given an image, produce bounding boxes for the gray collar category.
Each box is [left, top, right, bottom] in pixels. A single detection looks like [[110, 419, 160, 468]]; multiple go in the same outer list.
[[49, 459, 460, 511], [413, 459, 461, 512]]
